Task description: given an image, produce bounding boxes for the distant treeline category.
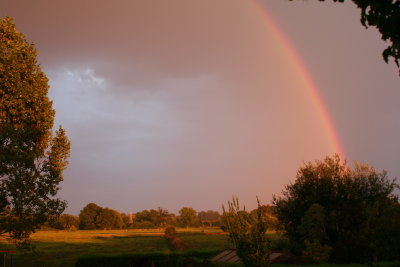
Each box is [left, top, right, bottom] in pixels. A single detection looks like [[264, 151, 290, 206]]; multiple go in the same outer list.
[[46, 203, 277, 231]]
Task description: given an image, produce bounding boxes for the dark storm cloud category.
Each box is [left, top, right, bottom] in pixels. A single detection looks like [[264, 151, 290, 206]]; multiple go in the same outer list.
[[1, 0, 398, 214]]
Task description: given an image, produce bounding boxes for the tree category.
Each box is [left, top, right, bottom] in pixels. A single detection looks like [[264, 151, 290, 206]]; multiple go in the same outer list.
[[289, 0, 400, 73], [222, 197, 271, 267], [97, 208, 124, 229], [52, 214, 79, 231], [178, 207, 199, 228], [0, 17, 70, 247], [273, 155, 400, 263], [298, 204, 332, 264], [79, 203, 103, 230], [134, 208, 175, 228]]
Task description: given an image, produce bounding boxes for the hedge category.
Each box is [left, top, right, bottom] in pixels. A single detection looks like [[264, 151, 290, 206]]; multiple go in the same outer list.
[[75, 250, 220, 267]]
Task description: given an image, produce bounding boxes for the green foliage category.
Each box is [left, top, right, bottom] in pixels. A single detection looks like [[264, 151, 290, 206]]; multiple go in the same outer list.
[[222, 197, 271, 267], [178, 207, 199, 228], [134, 207, 176, 228], [302, 240, 332, 264], [97, 208, 124, 230], [290, 0, 400, 73], [79, 203, 103, 230], [299, 204, 328, 243], [51, 214, 79, 231], [273, 155, 400, 263], [79, 203, 125, 230], [0, 17, 70, 247], [250, 205, 279, 232], [75, 250, 220, 267]]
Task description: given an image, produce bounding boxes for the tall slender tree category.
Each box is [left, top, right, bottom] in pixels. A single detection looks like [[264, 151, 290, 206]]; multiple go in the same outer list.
[[0, 17, 70, 247]]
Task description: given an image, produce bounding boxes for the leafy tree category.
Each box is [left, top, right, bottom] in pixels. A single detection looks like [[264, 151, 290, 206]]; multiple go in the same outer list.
[[51, 214, 79, 231], [152, 207, 175, 228], [97, 208, 124, 229], [289, 0, 400, 72], [178, 207, 199, 228], [134, 208, 175, 228], [79, 203, 103, 230], [0, 17, 70, 247], [58, 214, 79, 231], [222, 197, 271, 267], [273, 155, 400, 263]]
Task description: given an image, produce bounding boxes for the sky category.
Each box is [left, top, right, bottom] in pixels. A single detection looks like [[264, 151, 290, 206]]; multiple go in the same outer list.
[[1, 0, 399, 215]]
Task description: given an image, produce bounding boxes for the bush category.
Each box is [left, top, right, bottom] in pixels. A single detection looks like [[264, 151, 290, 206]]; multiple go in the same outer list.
[[222, 197, 271, 267], [302, 240, 332, 264], [164, 226, 177, 238], [75, 250, 219, 267], [273, 155, 400, 263]]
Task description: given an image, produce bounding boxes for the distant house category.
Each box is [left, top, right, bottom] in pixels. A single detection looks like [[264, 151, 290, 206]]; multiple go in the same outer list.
[[209, 249, 300, 264]]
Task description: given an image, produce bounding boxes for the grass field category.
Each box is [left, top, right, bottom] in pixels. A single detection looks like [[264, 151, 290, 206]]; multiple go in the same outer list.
[[1, 229, 399, 267], [0, 228, 228, 267]]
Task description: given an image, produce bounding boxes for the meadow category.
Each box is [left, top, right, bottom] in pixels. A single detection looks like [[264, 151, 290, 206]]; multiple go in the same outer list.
[[1, 229, 399, 267], [0, 228, 229, 267]]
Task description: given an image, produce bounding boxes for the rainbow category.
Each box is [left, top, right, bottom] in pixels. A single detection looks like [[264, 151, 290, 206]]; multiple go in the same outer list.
[[251, 0, 345, 159]]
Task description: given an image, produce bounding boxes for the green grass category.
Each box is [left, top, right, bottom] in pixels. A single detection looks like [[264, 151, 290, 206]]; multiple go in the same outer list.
[[1, 229, 399, 267], [180, 233, 231, 251], [0, 228, 225, 267], [0, 229, 171, 267]]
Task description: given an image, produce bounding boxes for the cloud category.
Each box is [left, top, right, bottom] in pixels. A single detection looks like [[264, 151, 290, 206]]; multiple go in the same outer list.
[[6, 0, 397, 214]]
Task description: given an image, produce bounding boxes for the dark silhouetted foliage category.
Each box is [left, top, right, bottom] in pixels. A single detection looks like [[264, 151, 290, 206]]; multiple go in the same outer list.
[[273, 155, 400, 263], [75, 250, 220, 267]]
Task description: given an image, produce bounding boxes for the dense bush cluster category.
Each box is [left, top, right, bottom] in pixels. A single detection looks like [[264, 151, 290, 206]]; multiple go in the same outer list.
[[273, 155, 400, 263]]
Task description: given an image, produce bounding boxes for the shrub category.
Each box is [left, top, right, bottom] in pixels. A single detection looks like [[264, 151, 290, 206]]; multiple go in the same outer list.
[[222, 197, 271, 267], [75, 250, 219, 267], [164, 226, 177, 238], [273, 155, 400, 263], [302, 240, 332, 264]]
